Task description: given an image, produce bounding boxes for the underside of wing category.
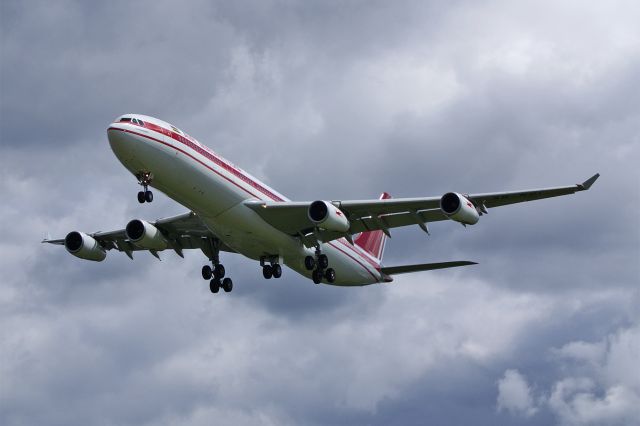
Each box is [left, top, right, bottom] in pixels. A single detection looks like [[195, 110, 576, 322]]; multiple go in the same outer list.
[[42, 211, 233, 260]]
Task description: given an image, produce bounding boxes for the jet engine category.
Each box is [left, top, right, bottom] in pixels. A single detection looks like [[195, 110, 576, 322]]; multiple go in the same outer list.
[[440, 192, 480, 225], [308, 200, 350, 232], [125, 219, 168, 250], [64, 231, 107, 261]]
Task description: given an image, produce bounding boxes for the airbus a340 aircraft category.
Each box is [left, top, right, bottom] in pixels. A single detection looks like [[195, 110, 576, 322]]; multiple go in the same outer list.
[[43, 114, 599, 294]]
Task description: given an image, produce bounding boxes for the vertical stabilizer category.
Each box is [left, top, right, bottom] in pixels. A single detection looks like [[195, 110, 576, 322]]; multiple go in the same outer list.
[[353, 192, 390, 263]]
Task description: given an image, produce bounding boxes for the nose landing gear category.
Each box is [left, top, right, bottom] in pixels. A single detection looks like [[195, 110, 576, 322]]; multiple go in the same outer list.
[[136, 171, 154, 203]]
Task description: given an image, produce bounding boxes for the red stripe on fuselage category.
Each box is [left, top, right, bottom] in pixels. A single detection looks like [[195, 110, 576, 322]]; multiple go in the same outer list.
[[328, 241, 381, 282], [109, 127, 267, 200]]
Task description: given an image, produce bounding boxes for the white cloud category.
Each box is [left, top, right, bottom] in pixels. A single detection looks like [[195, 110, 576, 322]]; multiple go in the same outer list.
[[548, 379, 640, 426], [496, 369, 539, 417], [546, 324, 640, 426]]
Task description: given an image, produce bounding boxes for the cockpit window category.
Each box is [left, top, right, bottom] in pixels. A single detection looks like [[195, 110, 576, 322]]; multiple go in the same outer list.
[[120, 117, 132, 122]]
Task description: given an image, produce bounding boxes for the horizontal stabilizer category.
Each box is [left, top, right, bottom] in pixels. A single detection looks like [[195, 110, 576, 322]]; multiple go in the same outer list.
[[381, 261, 477, 275]]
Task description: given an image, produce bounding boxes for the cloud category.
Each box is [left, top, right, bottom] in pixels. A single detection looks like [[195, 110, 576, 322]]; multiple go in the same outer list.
[[547, 325, 640, 426], [1, 0, 639, 425], [495, 323, 640, 425], [497, 369, 539, 417]]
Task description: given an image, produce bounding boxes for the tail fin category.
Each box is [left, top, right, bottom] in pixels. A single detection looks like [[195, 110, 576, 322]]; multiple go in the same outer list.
[[354, 192, 391, 263]]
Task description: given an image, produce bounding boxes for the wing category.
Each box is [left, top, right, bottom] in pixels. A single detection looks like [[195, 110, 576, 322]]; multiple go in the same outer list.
[[246, 173, 599, 246], [42, 211, 234, 260]]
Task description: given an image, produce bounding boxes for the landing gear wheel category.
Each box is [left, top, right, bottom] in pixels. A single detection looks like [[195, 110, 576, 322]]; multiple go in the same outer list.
[[318, 254, 329, 269], [202, 265, 212, 280], [325, 268, 336, 283], [137, 191, 146, 203], [272, 264, 282, 278], [214, 264, 226, 279], [209, 278, 220, 293], [263, 265, 273, 279], [312, 269, 323, 284], [222, 278, 233, 292], [304, 256, 316, 271], [145, 190, 153, 203]]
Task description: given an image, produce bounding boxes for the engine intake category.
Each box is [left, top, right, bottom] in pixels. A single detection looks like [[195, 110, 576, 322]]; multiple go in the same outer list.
[[64, 231, 106, 261], [308, 200, 350, 232], [440, 192, 480, 225], [125, 219, 168, 250]]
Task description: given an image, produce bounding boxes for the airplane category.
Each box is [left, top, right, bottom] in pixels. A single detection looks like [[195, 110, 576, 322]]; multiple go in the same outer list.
[[43, 114, 600, 294]]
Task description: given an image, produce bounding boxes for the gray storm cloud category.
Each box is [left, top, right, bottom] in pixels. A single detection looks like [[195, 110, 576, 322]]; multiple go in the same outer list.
[[1, 1, 639, 425]]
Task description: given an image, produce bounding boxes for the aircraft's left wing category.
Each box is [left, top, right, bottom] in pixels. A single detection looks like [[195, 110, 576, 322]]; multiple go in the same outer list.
[[43, 211, 234, 260], [245, 173, 599, 246]]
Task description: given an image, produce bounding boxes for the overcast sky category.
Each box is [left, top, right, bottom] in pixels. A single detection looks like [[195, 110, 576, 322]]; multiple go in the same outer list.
[[1, 1, 639, 425]]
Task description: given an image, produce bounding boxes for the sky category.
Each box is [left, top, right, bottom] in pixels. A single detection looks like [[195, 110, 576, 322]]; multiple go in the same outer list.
[[1, 1, 639, 425]]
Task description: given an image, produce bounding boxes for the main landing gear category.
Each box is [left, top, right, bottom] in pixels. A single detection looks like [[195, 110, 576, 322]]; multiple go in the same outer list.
[[261, 256, 283, 280], [305, 248, 336, 284], [136, 171, 154, 203], [202, 239, 233, 294], [202, 262, 233, 293]]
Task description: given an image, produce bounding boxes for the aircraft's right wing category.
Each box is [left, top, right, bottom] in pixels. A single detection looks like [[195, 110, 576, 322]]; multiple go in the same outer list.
[[246, 174, 600, 247], [42, 211, 234, 260]]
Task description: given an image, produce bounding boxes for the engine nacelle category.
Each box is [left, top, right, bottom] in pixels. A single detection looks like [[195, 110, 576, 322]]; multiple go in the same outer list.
[[64, 231, 107, 261], [308, 200, 350, 232], [440, 192, 480, 225], [125, 219, 168, 250]]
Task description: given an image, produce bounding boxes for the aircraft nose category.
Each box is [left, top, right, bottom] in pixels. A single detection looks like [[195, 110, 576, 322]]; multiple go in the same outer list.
[[107, 122, 138, 162]]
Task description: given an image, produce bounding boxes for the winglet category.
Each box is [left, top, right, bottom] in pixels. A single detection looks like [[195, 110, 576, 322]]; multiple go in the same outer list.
[[578, 173, 600, 190]]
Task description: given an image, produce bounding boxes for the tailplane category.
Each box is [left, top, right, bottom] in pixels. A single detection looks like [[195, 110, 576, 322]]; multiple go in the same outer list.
[[381, 261, 477, 276], [354, 192, 391, 263]]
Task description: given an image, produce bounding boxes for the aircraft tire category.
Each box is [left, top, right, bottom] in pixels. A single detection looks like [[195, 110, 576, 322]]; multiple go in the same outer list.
[[318, 254, 329, 269], [222, 278, 233, 292], [209, 278, 220, 293], [312, 269, 323, 284], [272, 264, 282, 278], [145, 190, 154, 203], [214, 264, 225, 279], [263, 265, 273, 279], [202, 265, 213, 280], [137, 191, 146, 203], [304, 256, 315, 271], [325, 268, 336, 283]]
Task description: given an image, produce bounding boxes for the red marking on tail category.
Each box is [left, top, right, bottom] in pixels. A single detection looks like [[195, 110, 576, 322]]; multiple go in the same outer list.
[[354, 192, 391, 263]]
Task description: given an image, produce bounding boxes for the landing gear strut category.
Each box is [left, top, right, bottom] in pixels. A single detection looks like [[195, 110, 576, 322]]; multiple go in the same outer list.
[[136, 171, 154, 203], [202, 238, 233, 294]]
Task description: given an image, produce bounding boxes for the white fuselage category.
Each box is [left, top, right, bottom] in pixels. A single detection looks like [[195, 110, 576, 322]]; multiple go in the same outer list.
[[107, 115, 383, 286]]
